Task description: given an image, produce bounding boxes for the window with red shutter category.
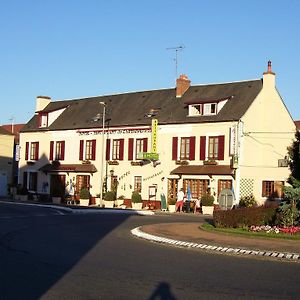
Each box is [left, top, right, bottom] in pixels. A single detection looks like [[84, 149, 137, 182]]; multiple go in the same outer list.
[[91, 139, 96, 160], [143, 138, 148, 152], [106, 139, 111, 161], [61, 141, 65, 160], [172, 137, 178, 160], [25, 142, 29, 160], [218, 135, 225, 160], [189, 136, 196, 160], [50, 141, 54, 161], [128, 138, 134, 160], [200, 136, 206, 160], [79, 140, 84, 160], [119, 139, 124, 160]]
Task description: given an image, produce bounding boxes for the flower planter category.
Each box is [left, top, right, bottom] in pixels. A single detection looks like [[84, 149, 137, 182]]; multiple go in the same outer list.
[[202, 206, 214, 215], [18, 195, 28, 201], [115, 199, 124, 207], [132, 202, 143, 210], [168, 204, 176, 213], [52, 196, 61, 204], [80, 198, 89, 206], [104, 200, 114, 208]]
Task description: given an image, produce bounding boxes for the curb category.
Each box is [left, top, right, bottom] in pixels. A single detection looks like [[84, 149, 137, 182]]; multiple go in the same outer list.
[[1, 200, 154, 216], [131, 226, 300, 262]]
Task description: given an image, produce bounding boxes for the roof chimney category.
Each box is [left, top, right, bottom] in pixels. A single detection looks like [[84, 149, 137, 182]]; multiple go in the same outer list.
[[36, 95, 51, 113], [263, 60, 276, 89], [176, 74, 191, 98]]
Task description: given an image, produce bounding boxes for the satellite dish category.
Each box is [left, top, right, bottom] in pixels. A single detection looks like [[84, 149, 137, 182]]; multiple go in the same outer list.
[[218, 189, 235, 210]]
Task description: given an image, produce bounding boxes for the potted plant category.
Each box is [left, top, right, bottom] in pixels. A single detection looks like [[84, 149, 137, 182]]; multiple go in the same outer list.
[[79, 188, 90, 206], [16, 185, 28, 201], [115, 195, 125, 207], [131, 191, 143, 210], [104, 191, 115, 208], [201, 193, 215, 215], [168, 196, 176, 213]]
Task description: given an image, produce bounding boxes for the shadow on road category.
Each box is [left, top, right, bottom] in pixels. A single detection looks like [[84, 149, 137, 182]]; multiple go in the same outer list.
[[148, 282, 177, 300]]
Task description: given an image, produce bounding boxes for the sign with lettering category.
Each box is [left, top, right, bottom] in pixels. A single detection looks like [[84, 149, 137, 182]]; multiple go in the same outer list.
[[137, 152, 159, 160], [151, 118, 158, 153]]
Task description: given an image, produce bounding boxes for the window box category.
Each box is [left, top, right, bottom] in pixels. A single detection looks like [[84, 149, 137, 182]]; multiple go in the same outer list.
[[108, 160, 119, 165], [203, 160, 218, 165], [131, 161, 142, 166], [175, 160, 189, 165], [82, 160, 91, 164]]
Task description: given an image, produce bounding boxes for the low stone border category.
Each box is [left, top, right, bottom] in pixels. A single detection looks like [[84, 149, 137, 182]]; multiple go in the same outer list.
[[131, 226, 300, 262]]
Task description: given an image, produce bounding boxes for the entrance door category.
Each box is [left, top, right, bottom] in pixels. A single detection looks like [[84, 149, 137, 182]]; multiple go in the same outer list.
[[50, 175, 66, 197], [168, 179, 178, 200], [218, 179, 232, 196], [0, 172, 7, 196]]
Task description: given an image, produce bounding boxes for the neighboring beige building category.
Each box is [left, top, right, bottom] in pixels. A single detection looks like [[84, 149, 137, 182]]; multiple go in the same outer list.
[[18, 62, 295, 206], [0, 127, 14, 196]]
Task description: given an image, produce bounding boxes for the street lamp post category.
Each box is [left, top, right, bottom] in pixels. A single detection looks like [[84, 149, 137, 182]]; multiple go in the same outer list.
[[99, 102, 106, 205]]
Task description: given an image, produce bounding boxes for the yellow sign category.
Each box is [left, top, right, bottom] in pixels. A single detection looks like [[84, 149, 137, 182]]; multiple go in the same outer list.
[[151, 118, 158, 153]]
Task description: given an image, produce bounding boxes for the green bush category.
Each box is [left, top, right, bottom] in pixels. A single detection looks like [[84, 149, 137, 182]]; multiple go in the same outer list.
[[201, 194, 214, 206], [168, 197, 176, 205], [239, 195, 257, 208], [104, 191, 115, 201], [131, 191, 142, 203], [213, 207, 277, 228], [275, 202, 300, 227], [79, 188, 90, 199]]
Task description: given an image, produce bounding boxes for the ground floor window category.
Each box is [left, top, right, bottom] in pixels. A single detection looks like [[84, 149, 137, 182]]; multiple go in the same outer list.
[[183, 179, 209, 199], [28, 172, 38, 192], [262, 180, 284, 198], [134, 176, 142, 192], [168, 179, 178, 200], [50, 175, 66, 197]]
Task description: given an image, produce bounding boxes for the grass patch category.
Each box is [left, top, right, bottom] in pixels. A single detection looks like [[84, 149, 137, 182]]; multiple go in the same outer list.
[[201, 223, 300, 241]]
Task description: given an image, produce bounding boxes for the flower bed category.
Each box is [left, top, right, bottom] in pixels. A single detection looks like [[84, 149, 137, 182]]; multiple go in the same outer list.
[[249, 225, 300, 234]]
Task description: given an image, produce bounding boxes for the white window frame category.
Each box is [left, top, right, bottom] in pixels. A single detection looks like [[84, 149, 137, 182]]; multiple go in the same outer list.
[[203, 103, 217, 115]]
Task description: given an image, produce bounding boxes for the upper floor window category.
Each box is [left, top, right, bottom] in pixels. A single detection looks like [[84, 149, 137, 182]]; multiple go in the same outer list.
[[127, 138, 148, 161], [50, 141, 65, 161], [208, 136, 219, 160], [180, 137, 190, 160], [25, 142, 39, 161], [189, 104, 202, 116], [172, 136, 195, 161], [105, 139, 124, 161], [79, 140, 96, 161]]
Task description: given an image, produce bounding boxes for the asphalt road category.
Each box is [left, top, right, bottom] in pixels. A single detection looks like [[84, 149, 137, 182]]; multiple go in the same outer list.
[[0, 202, 300, 299]]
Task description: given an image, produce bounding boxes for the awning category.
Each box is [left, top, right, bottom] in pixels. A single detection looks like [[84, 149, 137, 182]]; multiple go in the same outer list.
[[170, 165, 234, 176], [39, 163, 97, 173]]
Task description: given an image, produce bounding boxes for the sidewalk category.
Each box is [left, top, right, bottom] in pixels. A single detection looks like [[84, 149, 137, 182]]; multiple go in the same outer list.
[[137, 222, 300, 260]]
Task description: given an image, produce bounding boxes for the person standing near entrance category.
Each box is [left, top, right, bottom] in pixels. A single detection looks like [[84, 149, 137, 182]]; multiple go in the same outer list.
[[175, 188, 185, 212]]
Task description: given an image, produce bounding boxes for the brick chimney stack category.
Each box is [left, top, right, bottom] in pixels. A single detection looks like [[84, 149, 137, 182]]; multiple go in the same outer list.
[[176, 74, 191, 98], [263, 60, 276, 89]]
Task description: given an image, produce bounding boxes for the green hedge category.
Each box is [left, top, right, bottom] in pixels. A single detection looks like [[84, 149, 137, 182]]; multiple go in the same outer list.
[[213, 207, 277, 228]]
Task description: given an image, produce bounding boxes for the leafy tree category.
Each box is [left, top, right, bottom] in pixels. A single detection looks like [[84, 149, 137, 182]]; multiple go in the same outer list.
[[287, 131, 300, 181]]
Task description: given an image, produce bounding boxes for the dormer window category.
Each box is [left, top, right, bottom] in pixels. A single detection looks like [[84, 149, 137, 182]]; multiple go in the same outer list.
[[189, 104, 202, 116], [203, 103, 217, 115], [38, 112, 48, 128]]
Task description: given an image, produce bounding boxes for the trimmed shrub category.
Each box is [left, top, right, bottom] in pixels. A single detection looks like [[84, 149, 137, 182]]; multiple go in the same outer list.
[[104, 191, 115, 201], [213, 206, 277, 228], [239, 195, 257, 208], [79, 188, 90, 199], [201, 194, 214, 206], [275, 202, 300, 227], [131, 191, 142, 203]]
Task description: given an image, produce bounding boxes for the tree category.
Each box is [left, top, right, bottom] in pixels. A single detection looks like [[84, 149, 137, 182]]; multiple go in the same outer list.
[[287, 131, 300, 181]]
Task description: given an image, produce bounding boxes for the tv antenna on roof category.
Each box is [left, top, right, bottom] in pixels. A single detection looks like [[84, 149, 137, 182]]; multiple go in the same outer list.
[[166, 44, 185, 79]]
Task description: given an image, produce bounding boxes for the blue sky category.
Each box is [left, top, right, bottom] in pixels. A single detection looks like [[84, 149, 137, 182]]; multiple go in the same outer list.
[[1, 0, 300, 124]]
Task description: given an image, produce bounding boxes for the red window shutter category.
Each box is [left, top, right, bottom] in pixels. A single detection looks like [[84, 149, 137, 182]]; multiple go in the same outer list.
[[119, 139, 124, 160], [200, 136, 206, 160], [218, 135, 225, 160], [128, 138, 134, 160], [50, 141, 54, 160], [91, 139, 96, 160], [189, 136, 196, 160], [106, 139, 111, 160], [79, 140, 84, 160], [25, 142, 29, 160], [61, 141, 65, 160], [172, 137, 178, 160], [143, 138, 148, 152], [35, 142, 39, 160]]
